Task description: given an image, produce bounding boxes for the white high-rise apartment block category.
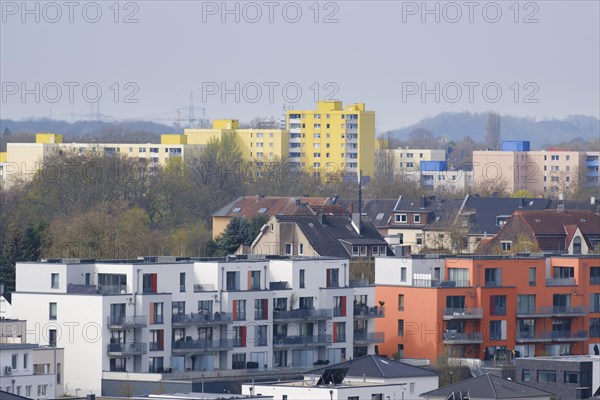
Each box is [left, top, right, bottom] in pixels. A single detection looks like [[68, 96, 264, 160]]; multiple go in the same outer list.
[[11, 256, 383, 395]]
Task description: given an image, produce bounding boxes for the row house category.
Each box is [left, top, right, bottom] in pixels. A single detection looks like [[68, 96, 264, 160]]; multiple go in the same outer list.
[[11, 256, 385, 395]]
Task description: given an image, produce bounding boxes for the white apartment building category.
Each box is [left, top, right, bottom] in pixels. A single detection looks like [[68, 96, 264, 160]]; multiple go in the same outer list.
[[11, 256, 383, 395], [375, 256, 447, 288]]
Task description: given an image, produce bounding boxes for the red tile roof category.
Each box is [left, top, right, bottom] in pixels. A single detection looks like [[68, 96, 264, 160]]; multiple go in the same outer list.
[[516, 209, 599, 235], [212, 196, 332, 218]]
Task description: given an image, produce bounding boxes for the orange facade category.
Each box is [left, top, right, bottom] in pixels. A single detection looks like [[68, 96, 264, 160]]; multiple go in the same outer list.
[[376, 256, 600, 362]]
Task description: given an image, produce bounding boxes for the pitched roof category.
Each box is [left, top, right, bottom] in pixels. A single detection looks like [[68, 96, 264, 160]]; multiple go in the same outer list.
[[459, 196, 552, 235], [363, 196, 462, 229], [0, 391, 31, 400], [420, 374, 553, 399], [212, 196, 331, 218], [275, 214, 390, 258], [306, 355, 438, 379]]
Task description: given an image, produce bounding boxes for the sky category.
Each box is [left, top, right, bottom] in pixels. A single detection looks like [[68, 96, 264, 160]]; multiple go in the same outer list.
[[1, 0, 599, 133]]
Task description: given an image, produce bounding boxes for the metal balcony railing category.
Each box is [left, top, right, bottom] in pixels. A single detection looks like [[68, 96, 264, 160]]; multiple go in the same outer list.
[[353, 332, 385, 343], [442, 332, 483, 343], [353, 306, 385, 318], [172, 312, 233, 326], [107, 315, 147, 328], [172, 339, 235, 352], [273, 334, 332, 347], [107, 342, 147, 355], [273, 309, 332, 321], [443, 308, 484, 319]]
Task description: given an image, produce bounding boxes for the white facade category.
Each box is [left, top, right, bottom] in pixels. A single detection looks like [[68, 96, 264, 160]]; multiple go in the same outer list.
[[11, 257, 383, 395], [375, 256, 446, 287], [0, 344, 57, 399]]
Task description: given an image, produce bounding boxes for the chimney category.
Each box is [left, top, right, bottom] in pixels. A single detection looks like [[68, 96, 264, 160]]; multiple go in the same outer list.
[[351, 172, 362, 235], [295, 198, 301, 206], [348, 203, 353, 215]]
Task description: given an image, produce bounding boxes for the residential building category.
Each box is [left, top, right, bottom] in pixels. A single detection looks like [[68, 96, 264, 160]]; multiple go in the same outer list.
[[211, 196, 334, 239], [286, 101, 376, 178], [241, 354, 439, 400], [420, 373, 553, 399], [515, 355, 600, 399], [473, 140, 599, 196], [375, 255, 600, 364], [477, 209, 600, 255], [0, 319, 25, 344], [184, 119, 289, 162], [386, 148, 446, 174], [11, 256, 383, 395], [417, 161, 473, 193], [0, 343, 64, 399], [0, 133, 204, 186]]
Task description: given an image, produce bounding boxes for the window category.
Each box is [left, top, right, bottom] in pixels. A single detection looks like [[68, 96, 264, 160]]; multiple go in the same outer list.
[[150, 330, 164, 351], [143, 273, 158, 293], [333, 322, 346, 342], [372, 394, 383, 400], [285, 243, 293, 255], [299, 269, 305, 288], [233, 300, 246, 321], [254, 299, 269, 320], [179, 272, 186, 292], [11, 353, 17, 368], [395, 213, 407, 223], [522, 369, 531, 382], [49, 303, 57, 320], [400, 267, 407, 282], [150, 302, 164, 324], [352, 246, 359, 256], [250, 271, 261, 290], [529, 267, 536, 286], [234, 326, 247, 347], [517, 295, 536, 314], [416, 234, 422, 246], [333, 296, 346, 317], [254, 325, 268, 346], [110, 358, 126, 372], [398, 319, 404, 336], [226, 271, 239, 290], [590, 267, 600, 284], [490, 295, 507, 315], [232, 353, 246, 369], [501, 241, 512, 252], [51, 273, 59, 289], [551, 155, 559, 161], [573, 236, 582, 254], [23, 353, 28, 369], [298, 243, 304, 255], [398, 294, 405, 311], [37, 385, 48, 397], [489, 320, 506, 340], [564, 371, 580, 384], [537, 370, 557, 383], [327, 268, 339, 287], [553, 266, 574, 279], [414, 214, 421, 223], [397, 344, 404, 357], [149, 357, 164, 373], [590, 318, 600, 337], [360, 246, 367, 256], [485, 268, 502, 287], [591, 293, 600, 313]]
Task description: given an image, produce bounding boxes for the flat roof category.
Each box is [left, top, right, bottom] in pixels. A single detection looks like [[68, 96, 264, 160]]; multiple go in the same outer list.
[[517, 355, 600, 363], [248, 380, 406, 389], [0, 343, 38, 350]]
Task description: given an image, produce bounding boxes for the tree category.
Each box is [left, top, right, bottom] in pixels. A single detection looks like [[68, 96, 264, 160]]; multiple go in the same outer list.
[[209, 217, 256, 256], [472, 176, 510, 197], [512, 189, 533, 198], [484, 112, 501, 150], [0, 224, 44, 293]]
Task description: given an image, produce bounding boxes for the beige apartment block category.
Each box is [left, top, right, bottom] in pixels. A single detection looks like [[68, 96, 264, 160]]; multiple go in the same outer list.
[[385, 148, 446, 173], [473, 149, 598, 196]]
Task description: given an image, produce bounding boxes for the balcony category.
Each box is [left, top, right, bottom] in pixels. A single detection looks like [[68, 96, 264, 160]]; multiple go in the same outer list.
[[442, 332, 483, 344], [413, 279, 471, 288], [516, 306, 587, 318], [172, 312, 233, 327], [443, 308, 484, 320], [353, 306, 384, 319], [107, 342, 147, 356], [99, 285, 129, 295], [194, 284, 216, 292], [516, 330, 588, 342], [546, 278, 576, 286], [273, 308, 332, 322], [172, 339, 234, 353], [353, 332, 385, 344], [273, 334, 332, 348], [107, 315, 147, 329]]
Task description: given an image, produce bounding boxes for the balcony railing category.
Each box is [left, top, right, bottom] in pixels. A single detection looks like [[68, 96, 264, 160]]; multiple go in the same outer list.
[[442, 332, 483, 343], [546, 278, 576, 286], [516, 330, 588, 342], [333, 308, 345, 317], [273, 334, 332, 347], [193, 284, 216, 292], [443, 308, 484, 320], [516, 306, 587, 317], [172, 312, 233, 326], [354, 332, 385, 344], [99, 285, 128, 295], [107, 342, 147, 356], [67, 284, 98, 294], [172, 339, 234, 353], [484, 281, 502, 288], [413, 279, 471, 288], [349, 278, 370, 287], [353, 306, 385, 318], [273, 308, 332, 321], [107, 315, 147, 328]]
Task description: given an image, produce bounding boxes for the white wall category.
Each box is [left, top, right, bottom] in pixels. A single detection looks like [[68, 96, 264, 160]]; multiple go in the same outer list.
[[0, 346, 57, 399]]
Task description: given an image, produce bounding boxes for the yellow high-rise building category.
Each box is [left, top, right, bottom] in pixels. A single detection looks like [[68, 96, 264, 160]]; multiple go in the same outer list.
[[185, 120, 289, 162], [286, 101, 375, 178]]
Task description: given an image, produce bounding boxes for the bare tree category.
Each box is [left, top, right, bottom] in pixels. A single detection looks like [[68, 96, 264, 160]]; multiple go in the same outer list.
[[484, 112, 501, 150]]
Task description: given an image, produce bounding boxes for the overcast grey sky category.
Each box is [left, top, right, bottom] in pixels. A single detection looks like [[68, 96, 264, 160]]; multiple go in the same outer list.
[[1, 0, 598, 132]]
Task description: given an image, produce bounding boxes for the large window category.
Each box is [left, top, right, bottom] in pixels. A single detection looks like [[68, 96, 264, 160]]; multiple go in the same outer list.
[[150, 330, 164, 351], [590, 318, 600, 338], [521, 369, 531, 382], [327, 268, 339, 287], [254, 325, 268, 346], [98, 273, 127, 294], [553, 266, 574, 279], [232, 353, 246, 369], [333, 296, 346, 317], [299, 297, 313, 310], [250, 271, 261, 290], [233, 300, 246, 320], [517, 295, 536, 314], [149, 302, 164, 324], [333, 322, 346, 342], [143, 273, 158, 293], [448, 268, 469, 286], [110, 358, 126, 372], [591, 267, 600, 285], [254, 299, 268, 320], [489, 320, 506, 340], [149, 357, 164, 373], [485, 268, 502, 287], [226, 271, 240, 290], [537, 370, 556, 383], [490, 295, 507, 315], [590, 293, 600, 313]]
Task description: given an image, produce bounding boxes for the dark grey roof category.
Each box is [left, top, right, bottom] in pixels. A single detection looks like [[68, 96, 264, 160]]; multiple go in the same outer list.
[[307, 355, 438, 379], [460, 196, 552, 235], [275, 215, 391, 258], [0, 391, 31, 400], [0, 343, 38, 350], [420, 374, 553, 399]]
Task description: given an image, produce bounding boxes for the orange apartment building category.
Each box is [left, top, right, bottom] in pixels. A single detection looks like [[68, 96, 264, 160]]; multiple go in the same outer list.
[[375, 255, 600, 363]]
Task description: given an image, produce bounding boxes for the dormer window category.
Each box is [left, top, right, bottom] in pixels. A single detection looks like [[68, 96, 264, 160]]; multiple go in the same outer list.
[[395, 214, 407, 223], [414, 214, 421, 223]]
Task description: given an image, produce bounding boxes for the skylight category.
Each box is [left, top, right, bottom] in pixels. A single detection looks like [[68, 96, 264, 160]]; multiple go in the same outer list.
[[258, 208, 268, 213], [580, 219, 586, 222], [534, 219, 541, 223], [375, 213, 385, 220], [232, 207, 241, 213]]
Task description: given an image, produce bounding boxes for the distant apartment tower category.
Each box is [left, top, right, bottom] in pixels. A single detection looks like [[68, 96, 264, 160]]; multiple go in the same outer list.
[[473, 140, 599, 196], [184, 119, 289, 162], [386, 148, 446, 173], [286, 101, 376, 178]]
